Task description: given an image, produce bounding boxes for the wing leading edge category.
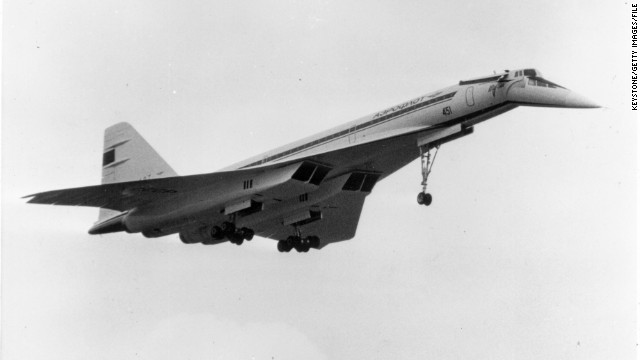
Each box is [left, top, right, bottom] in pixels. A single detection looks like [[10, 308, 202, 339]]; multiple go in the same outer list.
[[25, 173, 219, 212]]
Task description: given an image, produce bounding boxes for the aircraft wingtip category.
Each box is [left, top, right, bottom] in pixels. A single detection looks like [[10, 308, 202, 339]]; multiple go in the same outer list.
[[23, 193, 45, 203]]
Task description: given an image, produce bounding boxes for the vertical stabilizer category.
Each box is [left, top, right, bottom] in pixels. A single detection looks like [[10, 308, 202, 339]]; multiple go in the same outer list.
[[98, 122, 178, 222]]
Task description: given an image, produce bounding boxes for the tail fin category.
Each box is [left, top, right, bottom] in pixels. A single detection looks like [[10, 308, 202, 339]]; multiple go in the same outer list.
[[98, 122, 178, 222]]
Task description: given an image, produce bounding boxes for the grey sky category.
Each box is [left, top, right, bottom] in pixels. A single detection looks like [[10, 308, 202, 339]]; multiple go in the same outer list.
[[2, 1, 636, 359]]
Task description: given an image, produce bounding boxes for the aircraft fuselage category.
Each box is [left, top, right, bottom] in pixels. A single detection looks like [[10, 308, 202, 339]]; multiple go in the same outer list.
[[26, 68, 599, 251]]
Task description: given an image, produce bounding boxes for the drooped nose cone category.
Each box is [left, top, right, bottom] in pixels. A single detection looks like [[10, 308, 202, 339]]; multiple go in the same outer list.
[[505, 76, 601, 109], [564, 91, 600, 108]]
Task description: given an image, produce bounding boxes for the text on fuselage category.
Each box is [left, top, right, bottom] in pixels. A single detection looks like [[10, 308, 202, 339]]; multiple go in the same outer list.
[[373, 96, 425, 119]]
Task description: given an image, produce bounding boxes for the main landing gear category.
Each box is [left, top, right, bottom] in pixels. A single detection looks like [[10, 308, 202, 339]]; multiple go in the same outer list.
[[209, 221, 254, 246], [277, 226, 320, 253], [417, 145, 439, 206]]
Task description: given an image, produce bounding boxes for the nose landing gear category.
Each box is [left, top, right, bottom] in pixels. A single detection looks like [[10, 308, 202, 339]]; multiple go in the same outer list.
[[417, 145, 439, 206]]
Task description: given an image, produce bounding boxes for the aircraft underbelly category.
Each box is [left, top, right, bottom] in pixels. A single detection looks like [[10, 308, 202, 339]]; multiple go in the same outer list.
[[133, 122, 466, 237]]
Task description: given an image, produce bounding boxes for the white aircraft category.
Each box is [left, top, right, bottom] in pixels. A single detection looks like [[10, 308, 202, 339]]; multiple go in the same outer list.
[[26, 68, 599, 252]]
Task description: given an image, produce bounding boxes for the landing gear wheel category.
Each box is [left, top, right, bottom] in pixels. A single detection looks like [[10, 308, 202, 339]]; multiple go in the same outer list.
[[240, 227, 254, 241], [308, 236, 320, 249], [210, 226, 224, 240], [279, 235, 318, 253], [417, 192, 432, 206], [292, 236, 304, 253], [286, 235, 297, 248], [221, 221, 236, 236], [229, 233, 244, 245], [278, 240, 293, 252], [300, 237, 310, 253]]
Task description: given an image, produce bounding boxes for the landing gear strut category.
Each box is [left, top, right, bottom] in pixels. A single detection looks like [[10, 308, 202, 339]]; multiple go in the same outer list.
[[417, 145, 439, 206]]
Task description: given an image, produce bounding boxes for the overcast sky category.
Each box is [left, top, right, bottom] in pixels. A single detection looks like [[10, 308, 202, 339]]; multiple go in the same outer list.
[[2, 1, 636, 359]]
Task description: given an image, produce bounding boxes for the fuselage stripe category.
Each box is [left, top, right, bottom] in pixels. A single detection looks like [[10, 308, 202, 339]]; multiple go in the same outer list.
[[243, 91, 457, 168]]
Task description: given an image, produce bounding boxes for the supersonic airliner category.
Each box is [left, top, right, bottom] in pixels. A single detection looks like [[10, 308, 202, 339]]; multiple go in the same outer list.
[[26, 68, 599, 252]]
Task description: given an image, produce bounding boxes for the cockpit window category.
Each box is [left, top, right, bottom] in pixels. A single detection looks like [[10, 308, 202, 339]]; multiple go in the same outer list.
[[527, 77, 565, 89], [523, 69, 537, 77]]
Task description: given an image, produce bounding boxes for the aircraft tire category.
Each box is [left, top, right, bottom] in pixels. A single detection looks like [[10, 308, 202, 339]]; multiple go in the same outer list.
[[221, 221, 235, 235], [227, 232, 243, 245], [277, 240, 287, 252], [417, 192, 432, 206], [278, 240, 293, 252], [293, 237, 304, 253], [241, 228, 254, 241], [292, 237, 309, 253], [308, 236, 320, 249], [286, 235, 297, 247], [210, 226, 224, 240]]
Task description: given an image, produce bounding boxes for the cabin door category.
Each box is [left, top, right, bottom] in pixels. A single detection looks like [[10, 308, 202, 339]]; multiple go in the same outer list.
[[348, 127, 357, 143], [466, 86, 475, 106]]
